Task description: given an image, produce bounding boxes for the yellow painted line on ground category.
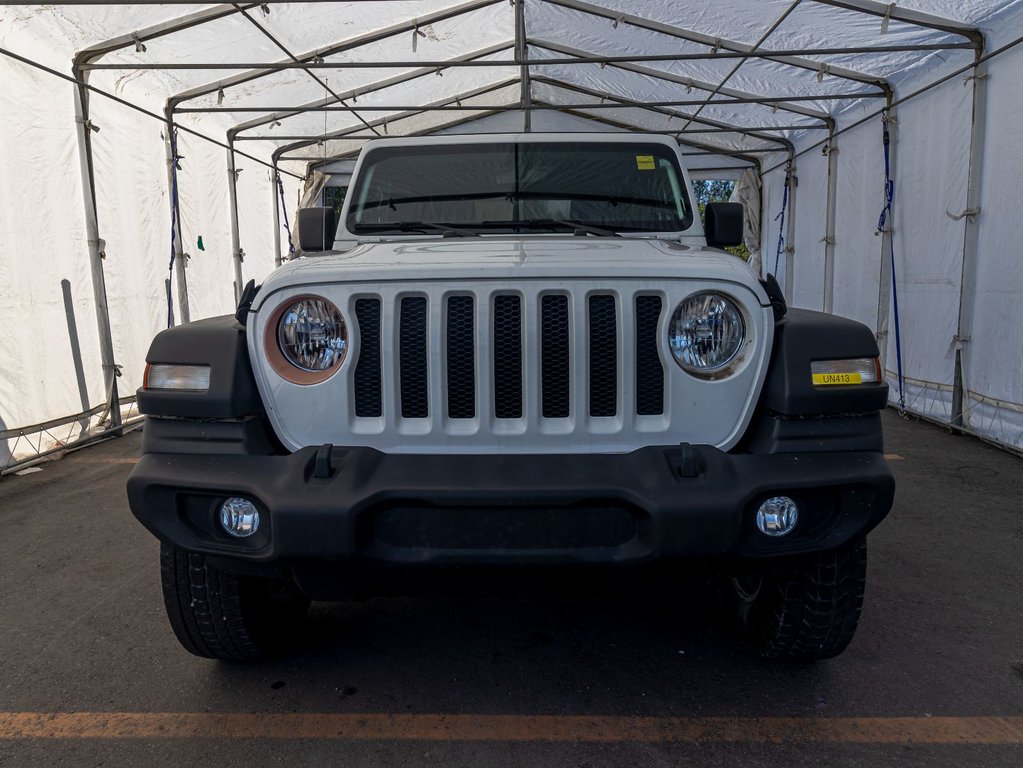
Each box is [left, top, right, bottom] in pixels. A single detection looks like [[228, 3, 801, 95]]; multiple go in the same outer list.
[[76, 455, 907, 466], [74, 457, 139, 465], [0, 713, 1021, 744]]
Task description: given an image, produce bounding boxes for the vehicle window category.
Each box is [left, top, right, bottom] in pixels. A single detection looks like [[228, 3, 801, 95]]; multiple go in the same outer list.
[[347, 142, 694, 235]]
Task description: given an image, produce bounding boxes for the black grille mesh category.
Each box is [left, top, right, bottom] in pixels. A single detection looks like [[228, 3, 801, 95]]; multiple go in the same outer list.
[[360, 290, 662, 423], [493, 295, 523, 419], [635, 295, 664, 416], [446, 296, 475, 419], [589, 295, 618, 417], [541, 295, 571, 418], [399, 296, 429, 418], [353, 298, 382, 418]]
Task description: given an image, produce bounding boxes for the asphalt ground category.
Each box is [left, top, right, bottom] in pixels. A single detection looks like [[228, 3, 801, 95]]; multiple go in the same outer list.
[[0, 410, 1021, 767]]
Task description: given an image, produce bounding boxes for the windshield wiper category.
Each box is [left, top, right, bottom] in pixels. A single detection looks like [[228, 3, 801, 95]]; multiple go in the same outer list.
[[362, 221, 479, 237], [518, 219, 621, 238]]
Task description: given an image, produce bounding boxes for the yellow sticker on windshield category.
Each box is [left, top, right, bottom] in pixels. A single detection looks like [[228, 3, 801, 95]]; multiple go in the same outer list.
[[636, 155, 656, 170], [812, 372, 863, 386]]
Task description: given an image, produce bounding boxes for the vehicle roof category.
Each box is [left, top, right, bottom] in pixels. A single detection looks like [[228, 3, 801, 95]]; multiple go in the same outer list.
[[357, 132, 683, 151]]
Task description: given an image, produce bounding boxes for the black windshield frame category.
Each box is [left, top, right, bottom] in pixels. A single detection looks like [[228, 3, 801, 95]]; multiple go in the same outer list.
[[346, 141, 695, 236]]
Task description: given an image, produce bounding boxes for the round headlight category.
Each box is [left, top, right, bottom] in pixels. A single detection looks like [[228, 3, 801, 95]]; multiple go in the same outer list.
[[668, 292, 746, 375], [267, 295, 348, 383]]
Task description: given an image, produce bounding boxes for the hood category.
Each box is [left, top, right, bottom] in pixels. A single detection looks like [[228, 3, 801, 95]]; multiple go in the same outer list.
[[254, 237, 769, 309]]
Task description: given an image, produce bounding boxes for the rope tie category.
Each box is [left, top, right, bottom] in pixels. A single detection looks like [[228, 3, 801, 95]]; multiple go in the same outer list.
[[880, 3, 896, 34], [876, 107, 905, 413], [276, 173, 296, 260], [772, 169, 791, 278], [411, 20, 426, 52], [945, 207, 980, 221]]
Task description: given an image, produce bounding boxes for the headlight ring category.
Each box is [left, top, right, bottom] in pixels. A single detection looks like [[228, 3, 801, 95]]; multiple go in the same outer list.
[[264, 294, 348, 384], [668, 292, 747, 377]]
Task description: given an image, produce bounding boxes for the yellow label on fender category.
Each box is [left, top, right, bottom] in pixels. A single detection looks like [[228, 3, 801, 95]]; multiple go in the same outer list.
[[812, 372, 862, 385], [636, 155, 655, 170]]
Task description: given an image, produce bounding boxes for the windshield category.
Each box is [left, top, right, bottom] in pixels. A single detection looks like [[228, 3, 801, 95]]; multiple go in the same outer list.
[[346, 141, 694, 236]]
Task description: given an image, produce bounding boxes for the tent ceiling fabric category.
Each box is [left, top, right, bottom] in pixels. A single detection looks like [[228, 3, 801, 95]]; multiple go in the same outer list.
[[2, 0, 1023, 467], [1, 0, 1008, 163]]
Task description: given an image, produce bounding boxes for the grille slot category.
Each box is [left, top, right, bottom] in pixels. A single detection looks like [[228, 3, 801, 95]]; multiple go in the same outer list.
[[589, 294, 618, 417], [635, 295, 664, 415], [399, 296, 429, 418], [541, 294, 571, 418], [353, 298, 382, 418], [493, 295, 523, 419], [446, 295, 475, 419]]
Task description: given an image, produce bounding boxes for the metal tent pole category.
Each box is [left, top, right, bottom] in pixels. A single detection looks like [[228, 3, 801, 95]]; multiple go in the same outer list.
[[173, 170, 190, 324], [952, 47, 989, 433], [809, 0, 982, 44], [80, 43, 977, 72], [71, 69, 122, 432], [545, 0, 891, 90], [169, 0, 502, 109], [531, 41, 836, 127], [181, 93, 885, 113], [272, 80, 522, 161], [232, 2, 378, 137], [822, 127, 839, 313], [227, 136, 245, 305], [515, 0, 531, 132], [784, 155, 798, 303], [272, 168, 283, 268], [528, 76, 795, 153], [163, 110, 190, 325], [229, 42, 514, 138], [758, 170, 771, 280]]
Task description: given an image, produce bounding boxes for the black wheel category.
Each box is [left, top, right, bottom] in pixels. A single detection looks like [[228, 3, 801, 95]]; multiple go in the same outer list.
[[730, 539, 868, 661], [160, 543, 310, 661]]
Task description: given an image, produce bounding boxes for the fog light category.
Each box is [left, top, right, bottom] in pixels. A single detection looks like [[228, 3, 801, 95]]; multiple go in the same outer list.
[[219, 497, 260, 538], [756, 496, 799, 537]]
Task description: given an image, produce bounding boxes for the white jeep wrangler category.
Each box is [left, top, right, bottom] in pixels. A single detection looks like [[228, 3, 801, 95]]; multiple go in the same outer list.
[[128, 134, 894, 662]]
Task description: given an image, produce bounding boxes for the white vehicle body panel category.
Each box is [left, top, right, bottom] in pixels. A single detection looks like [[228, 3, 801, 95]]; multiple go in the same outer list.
[[249, 241, 773, 455], [248, 134, 773, 455]]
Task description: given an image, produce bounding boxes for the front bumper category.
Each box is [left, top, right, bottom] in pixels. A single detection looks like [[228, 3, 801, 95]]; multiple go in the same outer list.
[[127, 444, 894, 568]]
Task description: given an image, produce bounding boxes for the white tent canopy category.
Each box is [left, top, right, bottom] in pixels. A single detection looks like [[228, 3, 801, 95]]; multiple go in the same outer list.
[[1, 0, 1022, 469]]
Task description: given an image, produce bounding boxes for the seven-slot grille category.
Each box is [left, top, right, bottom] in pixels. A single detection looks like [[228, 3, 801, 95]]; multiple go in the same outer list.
[[352, 291, 665, 422]]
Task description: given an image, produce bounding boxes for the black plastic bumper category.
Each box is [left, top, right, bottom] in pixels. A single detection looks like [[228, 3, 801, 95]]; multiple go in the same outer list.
[[127, 444, 894, 569]]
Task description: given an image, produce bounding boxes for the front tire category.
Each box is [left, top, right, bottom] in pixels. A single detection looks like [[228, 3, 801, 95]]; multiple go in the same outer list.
[[730, 539, 868, 661], [160, 544, 310, 661]]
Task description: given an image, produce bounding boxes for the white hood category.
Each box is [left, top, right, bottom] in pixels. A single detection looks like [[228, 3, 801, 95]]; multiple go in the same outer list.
[[253, 237, 769, 311]]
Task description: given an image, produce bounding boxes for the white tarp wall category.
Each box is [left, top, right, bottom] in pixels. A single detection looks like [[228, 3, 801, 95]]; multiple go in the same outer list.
[[969, 34, 1023, 450], [1, 0, 1022, 464], [0, 51, 105, 464], [0, 7, 286, 467], [762, 6, 1023, 452]]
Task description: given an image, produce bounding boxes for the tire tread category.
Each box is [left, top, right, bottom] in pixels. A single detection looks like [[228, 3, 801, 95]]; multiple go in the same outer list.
[[738, 540, 868, 661], [160, 544, 299, 661]]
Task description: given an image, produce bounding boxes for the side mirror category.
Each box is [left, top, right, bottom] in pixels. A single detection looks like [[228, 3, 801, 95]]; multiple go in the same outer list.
[[296, 206, 338, 252], [704, 202, 744, 249]]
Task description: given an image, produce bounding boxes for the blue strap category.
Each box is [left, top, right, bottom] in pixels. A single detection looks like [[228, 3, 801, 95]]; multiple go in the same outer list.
[[772, 170, 790, 278], [276, 174, 296, 258], [167, 128, 181, 328], [876, 108, 905, 412]]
